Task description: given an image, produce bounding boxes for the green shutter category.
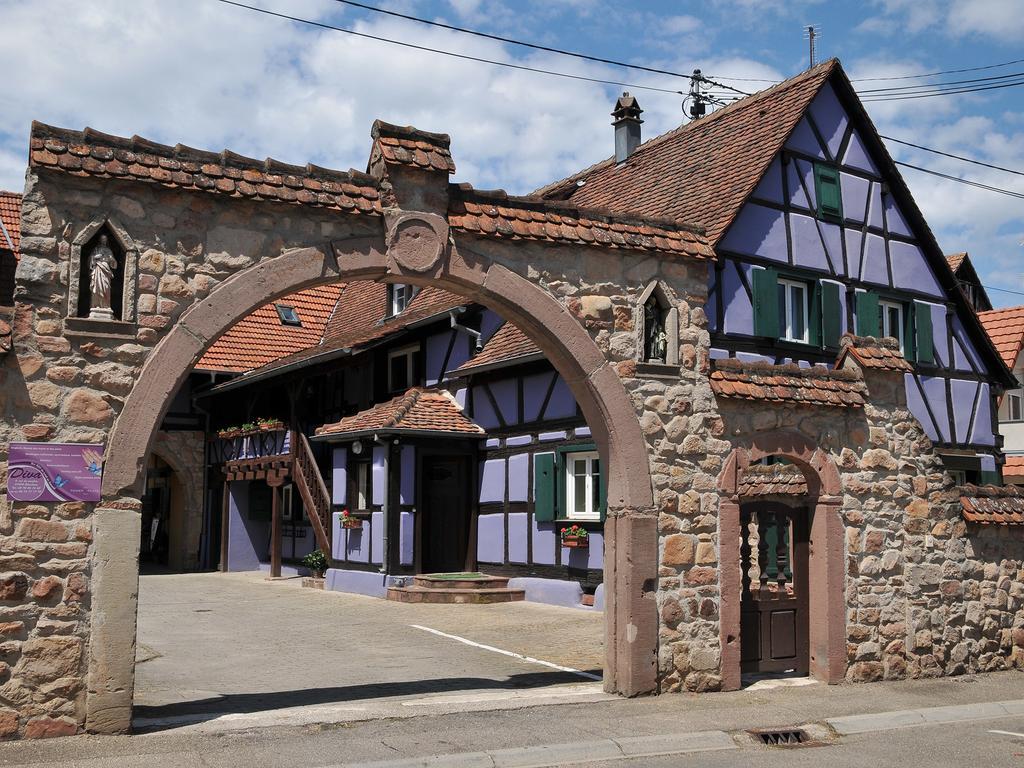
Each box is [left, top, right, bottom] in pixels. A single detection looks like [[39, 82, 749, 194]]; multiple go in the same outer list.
[[752, 267, 779, 338], [815, 163, 842, 219], [855, 291, 880, 336], [980, 470, 1000, 486], [903, 303, 916, 362], [533, 453, 556, 522], [808, 280, 823, 347], [820, 281, 842, 348], [914, 301, 934, 364]]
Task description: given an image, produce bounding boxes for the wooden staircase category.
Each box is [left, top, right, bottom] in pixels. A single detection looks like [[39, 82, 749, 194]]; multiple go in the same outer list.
[[291, 430, 333, 558], [386, 573, 525, 604]]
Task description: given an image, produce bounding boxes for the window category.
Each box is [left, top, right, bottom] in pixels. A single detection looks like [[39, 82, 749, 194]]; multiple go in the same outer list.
[[275, 304, 302, 326], [564, 451, 601, 521], [814, 163, 842, 220], [387, 284, 418, 316], [353, 460, 371, 511], [1008, 390, 1023, 422], [387, 344, 419, 392], [777, 278, 809, 343], [878, 299, 904, 351], [949, 469, 968, 486]]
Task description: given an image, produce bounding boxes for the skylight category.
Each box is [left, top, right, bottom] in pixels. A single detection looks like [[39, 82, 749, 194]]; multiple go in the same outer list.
[[275, 304, 302, 326]]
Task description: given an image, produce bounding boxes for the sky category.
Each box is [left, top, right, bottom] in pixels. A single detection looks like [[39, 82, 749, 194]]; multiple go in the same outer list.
[[1, 0, 1022, 305]]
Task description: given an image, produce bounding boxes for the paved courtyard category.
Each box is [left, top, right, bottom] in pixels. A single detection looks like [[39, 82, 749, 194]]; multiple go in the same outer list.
[[134, 571, 604, 730]]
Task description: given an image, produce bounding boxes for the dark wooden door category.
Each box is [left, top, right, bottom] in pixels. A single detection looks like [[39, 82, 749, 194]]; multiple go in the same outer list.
[[421, 456, 471, 574], [740, 503, 810, 675]]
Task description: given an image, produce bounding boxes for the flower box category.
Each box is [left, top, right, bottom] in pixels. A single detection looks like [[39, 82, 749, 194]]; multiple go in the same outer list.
[[561, 535, 589, 549], [342, 519, 363, 530], [258, 420, 285, 432], [219, 429, 241, 439]]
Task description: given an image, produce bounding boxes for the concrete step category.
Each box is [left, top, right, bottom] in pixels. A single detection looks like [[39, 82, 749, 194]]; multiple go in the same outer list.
[[386, 585, 525, 604], [412, 573, 511, 590]]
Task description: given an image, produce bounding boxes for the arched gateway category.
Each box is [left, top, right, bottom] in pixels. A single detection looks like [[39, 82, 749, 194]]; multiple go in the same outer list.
[[2, 112, 1023, 741]]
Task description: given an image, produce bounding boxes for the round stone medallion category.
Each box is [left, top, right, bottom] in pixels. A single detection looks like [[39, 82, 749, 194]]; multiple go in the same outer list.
[[387, 215, 446, 273]]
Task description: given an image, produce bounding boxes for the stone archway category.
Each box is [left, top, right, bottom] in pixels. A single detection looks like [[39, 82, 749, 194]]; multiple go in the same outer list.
[[717, 431, 845, 690]]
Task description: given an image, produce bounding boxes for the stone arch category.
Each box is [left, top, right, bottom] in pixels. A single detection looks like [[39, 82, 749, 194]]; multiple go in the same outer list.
[[88, 231, 656, 732], [716, 430, 846, 691]]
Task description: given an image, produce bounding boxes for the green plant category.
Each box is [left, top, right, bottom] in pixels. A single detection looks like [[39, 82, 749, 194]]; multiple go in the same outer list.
[[302, 550, 328, 575], [241, 422, 257, 432], [560, 525, 589, 539]]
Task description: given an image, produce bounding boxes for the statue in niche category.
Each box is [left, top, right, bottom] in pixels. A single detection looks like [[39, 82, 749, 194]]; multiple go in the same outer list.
[[644, 296, 667, 363], [88, 234, 118, 320]]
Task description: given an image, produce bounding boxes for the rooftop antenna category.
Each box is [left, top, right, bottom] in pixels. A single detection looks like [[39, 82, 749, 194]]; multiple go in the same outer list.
[[804, 25, 821, 69]]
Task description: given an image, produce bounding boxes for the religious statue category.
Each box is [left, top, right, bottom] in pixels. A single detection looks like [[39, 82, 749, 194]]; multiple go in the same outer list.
[[644, 297, 667, 362], [88, 234, 118, 320]]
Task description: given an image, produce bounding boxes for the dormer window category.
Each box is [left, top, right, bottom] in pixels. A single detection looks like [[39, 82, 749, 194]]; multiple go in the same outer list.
[[388, 284, 418, 317], [275, 304, 302, 326]]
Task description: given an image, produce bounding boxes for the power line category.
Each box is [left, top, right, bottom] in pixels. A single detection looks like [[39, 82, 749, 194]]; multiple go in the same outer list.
[[895, 161, 1024, 200], [852, 57, 1024, 82], [859, 69, 1024, 94], [331, 0, 696, 83], [861, 78, 1024, 102], [983, 284, 1024, 299], [881, 136, 1024, 178], [216, 0, 685, 96]]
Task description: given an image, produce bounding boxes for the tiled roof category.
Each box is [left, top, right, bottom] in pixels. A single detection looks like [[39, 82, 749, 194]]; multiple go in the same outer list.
[[1004, 456, 1024, 479], [946, 253, 967, 274], [0, 191, 19, 307], [371, 121, 455, 174], [452, 321, 542, 376], [738, 463, 808, 497], [314, 387, 484, 438], [29, 123, 381, 215], [196, 284, 345, 372], [535, 60, 838, 245], [449, 184, 714, 259], [835, 334, 914, 373], [710, 358, 868, 407], [960, 484, 1024, 525], [978, 305, 1024, 370]]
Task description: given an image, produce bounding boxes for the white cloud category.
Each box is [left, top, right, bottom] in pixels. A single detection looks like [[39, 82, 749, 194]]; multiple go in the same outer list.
[[946, 0, 1024, 42]]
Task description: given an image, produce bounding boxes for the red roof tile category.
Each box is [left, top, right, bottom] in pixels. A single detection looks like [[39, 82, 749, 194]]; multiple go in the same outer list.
[[738, 463, 808, 497], [452, 321, 541, 376], [371, 121, 456, 174], [0, 191, 19, 306], [710, 358, 868, 407], [835, 334, 914, 373], [946, 252, 967, 274], [536, 60, 838, 245], [960, 484, 1024, 525], [196, 284, 344, 372], [978, 305, 1024, 370], [315, 387, 483, 438], [449, 184, 713, 259], [29, 123, 381, 216], [1004, 456, 1024, 478]]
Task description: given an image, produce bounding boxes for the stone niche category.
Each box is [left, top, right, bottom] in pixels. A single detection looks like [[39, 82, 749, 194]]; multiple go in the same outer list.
[[66, 217, 138, 334]]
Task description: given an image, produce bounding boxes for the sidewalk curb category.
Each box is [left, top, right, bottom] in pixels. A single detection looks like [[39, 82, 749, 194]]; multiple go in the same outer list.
[[827, 698, 1024, 735], [340, 730, 736, 768]]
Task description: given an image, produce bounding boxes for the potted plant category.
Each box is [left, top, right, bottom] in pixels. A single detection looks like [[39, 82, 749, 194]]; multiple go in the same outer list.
[[258, 417, 285, 431], [560, 525, 589, 548], [302, 550, 328, 579], [218, 426, 240, 439], [338, 508, 362, 529], [240, 421, 257, 435]]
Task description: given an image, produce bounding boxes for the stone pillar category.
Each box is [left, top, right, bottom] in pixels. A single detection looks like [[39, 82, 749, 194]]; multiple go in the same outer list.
[[718, 498, 742, 691], [603, 513, 657, 696], [808, 496, 845, 683], [84, 504, 142, 734]]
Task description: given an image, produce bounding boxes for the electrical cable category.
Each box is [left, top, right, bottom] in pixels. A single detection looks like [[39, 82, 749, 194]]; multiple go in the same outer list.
[[853, 57, 1024, 82], [882, 136, 1024, 178], [861, 78, 1024, 102], [216, 0, 685, 96], [859, 70, 1024, 94], [895, 161, 1024, 199]]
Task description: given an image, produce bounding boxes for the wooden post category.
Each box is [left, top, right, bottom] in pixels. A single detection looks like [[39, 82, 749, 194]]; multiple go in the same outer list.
[[220, 478, 230, 572], [270, 480, 282, 578]]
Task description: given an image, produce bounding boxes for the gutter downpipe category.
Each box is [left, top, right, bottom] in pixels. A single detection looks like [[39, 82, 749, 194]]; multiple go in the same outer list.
[[450, 309, 483, 352], [374, 434, 391, 577]]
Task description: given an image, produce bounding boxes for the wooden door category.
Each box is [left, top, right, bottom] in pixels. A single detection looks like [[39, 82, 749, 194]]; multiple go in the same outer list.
[[421, 456, 471, 574], [740, 503, 810, 675]]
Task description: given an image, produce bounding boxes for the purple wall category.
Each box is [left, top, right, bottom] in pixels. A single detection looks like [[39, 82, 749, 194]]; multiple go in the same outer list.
[[400, 511, 414, 566], [491, 378, 519, 425], [532, 520, 557, 565], [226, 480, 262, 572], [545, 376, 576, 419], [564, 531, 603, 570], [722, 262, 753, 336], [477, 513, 505, 563], [332, 448, 347, 506], [479, 458, 505, 503], [718, 203, 788, 260], [508, 453, 528, 503], [523, 371, 554, 422], [425, 330, 451, 386], [400, 446, 415, 506], [370, 511, 384, 565], [371, 446, 386, 506], [345, 519, 370, 563], [508, 512, 528, 564]]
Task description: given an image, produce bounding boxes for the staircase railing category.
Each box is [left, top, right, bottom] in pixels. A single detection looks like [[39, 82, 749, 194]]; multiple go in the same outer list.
[[291, 430, 332, 558]]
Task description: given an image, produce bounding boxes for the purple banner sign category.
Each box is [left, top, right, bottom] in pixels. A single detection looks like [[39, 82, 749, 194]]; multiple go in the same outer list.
[[7, 443, 104, 502]]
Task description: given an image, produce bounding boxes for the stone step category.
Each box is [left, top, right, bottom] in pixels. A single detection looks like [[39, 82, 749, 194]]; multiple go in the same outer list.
[[386, 585, 525, 604], [412, 573, 511, 590]]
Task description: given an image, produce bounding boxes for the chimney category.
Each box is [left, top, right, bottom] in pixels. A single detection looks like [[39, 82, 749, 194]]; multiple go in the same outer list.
[[612, 92, 643, 164]]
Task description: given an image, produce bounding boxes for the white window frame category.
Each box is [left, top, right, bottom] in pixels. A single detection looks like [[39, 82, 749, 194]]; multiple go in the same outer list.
[[878, 299, 904, 351], [388, 284, 418, 316], [948, 469, 968, 486], [564, 450, 601, 522], [777, 278, 809, 344], [1007, 390, 1024, 422], [387, 344, 418, 392]]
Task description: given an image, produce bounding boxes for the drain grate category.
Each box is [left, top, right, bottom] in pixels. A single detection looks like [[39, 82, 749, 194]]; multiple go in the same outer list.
[[751, 729, 807, 746]]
